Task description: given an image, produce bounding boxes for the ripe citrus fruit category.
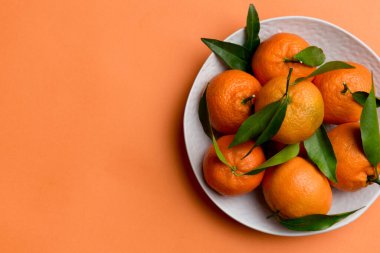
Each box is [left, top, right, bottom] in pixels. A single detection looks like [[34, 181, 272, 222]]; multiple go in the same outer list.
[[313, 62, 372, 124], [252, 33, 316, 84], [203, 135, 266, 196], [328, 122, 378, 191], [254, 76, 324, 144], [262, 157, 332, 218], [206, 70, 261, 134]]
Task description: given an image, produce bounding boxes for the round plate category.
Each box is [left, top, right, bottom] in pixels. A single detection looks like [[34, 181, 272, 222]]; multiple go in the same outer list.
[[183, 16, 380, 236]]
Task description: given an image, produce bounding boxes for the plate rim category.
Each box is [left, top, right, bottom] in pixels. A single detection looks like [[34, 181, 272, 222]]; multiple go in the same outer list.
[[183, 15, 380, 236]]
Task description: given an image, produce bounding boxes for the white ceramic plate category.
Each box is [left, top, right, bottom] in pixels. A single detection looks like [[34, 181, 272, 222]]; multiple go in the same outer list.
[[183, 16, 380, 236]]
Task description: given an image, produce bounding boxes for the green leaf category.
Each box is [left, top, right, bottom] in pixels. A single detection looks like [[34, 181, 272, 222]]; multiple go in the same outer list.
[[201, 38, 250, 71], [255, 99, 288, 147], [253, 69, 293, 147], [279, 208, 362, 231], [198, 87, 233, 169], [244, 143, 300, 175], [243, 68, 292, 158], [304, 125, 337, 183], [212, 135, 231, 168], [295, 61, 355, 84], [229, 101, 281, 148], [293, 46, 325, 67], [244, 4, 260, 55], [352, 91, 380, 107], [198, 87, 212, 139], [360, 82, 380, 167]]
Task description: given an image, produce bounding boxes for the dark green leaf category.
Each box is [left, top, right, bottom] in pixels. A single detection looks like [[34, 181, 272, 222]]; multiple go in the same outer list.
[[243, 68, 294, 158], [244, 143, 300, 175], [255, 99, 288, 147], [279, 208, 362, 231], [353, 91, 380, 107], [244, 4, 260, 55], [198, 87, 212, 139], [201, 38, 250, 71], [198, 87, 233, 168], [360, 83, 380, 167], [229, 101, 281, 148], [295, 61, 355, 84], [304, 125, 337, 183], [293, 46, 325, 67]]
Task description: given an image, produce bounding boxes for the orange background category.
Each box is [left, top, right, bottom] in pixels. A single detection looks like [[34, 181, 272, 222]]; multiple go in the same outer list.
[[0, 0, 379, 252]]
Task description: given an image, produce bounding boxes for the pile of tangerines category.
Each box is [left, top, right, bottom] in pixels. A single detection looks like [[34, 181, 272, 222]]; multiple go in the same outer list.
[[198, 5, 379, 231]]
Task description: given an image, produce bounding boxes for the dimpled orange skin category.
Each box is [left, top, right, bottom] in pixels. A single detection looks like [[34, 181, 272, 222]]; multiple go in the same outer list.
[[254, 76, 324, 144], [252, 33, 316, 85], [203, 135, 266, 196], [206, 70, 261, 134], [262, 157, 332, 218], [328, 122, 377, 191], [313, 62, 372, 124]]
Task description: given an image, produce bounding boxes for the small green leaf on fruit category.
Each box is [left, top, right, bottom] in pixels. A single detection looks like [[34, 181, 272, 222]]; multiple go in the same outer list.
[[230, 100, 281, 148], [353, 91, 380, 107], [201, 38, 250, 71], [244, 143, 300, 175], [242, 68, 293, 158], [242, 99, 288, 159], [293, 46, 326, 67], [279, 208, 363, 231], [254, 99, 288, 147], [295, 61, 355, 84], [304, 125, 337, 183]]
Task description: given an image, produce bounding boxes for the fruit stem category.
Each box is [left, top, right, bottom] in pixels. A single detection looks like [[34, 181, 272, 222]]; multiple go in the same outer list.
[[341, 82, 352, 95], [242, 94, 256, 105], [231, 166, 243, 176]]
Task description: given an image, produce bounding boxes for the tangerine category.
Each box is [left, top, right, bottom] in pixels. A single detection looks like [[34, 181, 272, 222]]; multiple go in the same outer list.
[[203, 135, 266, 195]]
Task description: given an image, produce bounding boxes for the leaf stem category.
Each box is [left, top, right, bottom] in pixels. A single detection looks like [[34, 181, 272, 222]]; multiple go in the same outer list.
[[368, 176, 380, 185], [341, 82, 352, 95], [285, 67, 294, 97], [284, 58, 300, 64], [241, 144, 257, 160]]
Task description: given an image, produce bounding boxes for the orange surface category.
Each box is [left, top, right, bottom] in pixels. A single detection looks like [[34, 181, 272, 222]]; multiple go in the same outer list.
[[0, 0, 379, 252], [262, 157, 332, 218]]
